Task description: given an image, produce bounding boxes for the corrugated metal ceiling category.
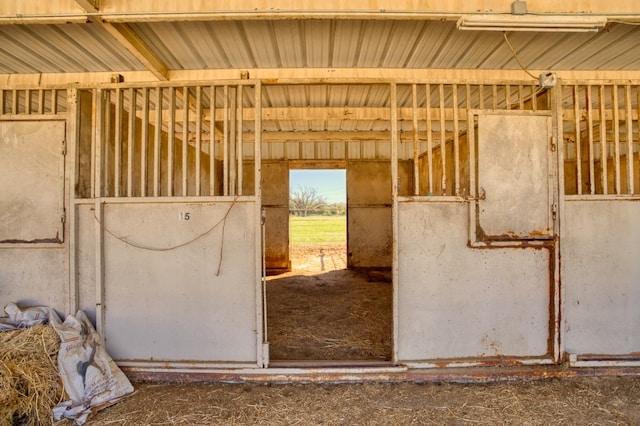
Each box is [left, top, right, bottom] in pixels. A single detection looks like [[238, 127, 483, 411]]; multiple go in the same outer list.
[[0, 20, 638, 75]]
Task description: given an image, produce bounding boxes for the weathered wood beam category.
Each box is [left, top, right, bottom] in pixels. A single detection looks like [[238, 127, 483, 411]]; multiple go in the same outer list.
[[73, 0, 169, 81], [97, 22, 169, 81], [74, 0, 98, 12]]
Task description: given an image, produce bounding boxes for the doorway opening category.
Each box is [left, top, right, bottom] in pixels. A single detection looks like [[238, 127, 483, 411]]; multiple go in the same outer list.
[[266, 167, 393, 365]]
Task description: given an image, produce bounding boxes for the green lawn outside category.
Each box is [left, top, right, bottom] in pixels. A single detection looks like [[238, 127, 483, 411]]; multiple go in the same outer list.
[[289, 215, 346, 246]]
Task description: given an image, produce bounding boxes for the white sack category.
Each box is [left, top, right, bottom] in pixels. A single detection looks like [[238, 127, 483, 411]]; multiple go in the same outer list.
[[0, 302, 50, 330], [49, 310, 134, 425]]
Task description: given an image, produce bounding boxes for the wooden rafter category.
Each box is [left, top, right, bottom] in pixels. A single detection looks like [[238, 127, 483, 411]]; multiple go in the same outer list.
[[74, 0, 169, 81]]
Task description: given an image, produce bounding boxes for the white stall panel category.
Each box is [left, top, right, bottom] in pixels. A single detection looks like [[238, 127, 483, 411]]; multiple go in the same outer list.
[[102, 201, 257, 363], [477, 114, 552, 240], [563, 201, 640, 357], [0, 121, 65, 243], [0, 248, 68, 311], [398, 202, 551, 361]]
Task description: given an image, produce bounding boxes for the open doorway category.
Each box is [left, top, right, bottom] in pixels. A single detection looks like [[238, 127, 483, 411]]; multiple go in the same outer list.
[[266, 167, 393, 365]]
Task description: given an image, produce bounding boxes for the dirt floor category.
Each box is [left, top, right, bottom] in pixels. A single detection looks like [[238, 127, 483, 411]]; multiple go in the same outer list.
[[267, 244, 392, 361], [62, 376, 640, 425]]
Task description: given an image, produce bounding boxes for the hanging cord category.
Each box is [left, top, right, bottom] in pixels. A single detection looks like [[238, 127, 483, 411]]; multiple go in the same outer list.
[[503, 31, 538, 80], [93, 196, 239, 275]]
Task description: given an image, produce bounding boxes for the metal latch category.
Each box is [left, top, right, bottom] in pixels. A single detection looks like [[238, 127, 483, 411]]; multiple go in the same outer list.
[[61, 139, 67, 156], [550, 136, 557, 152], [551, 203, 557, 221]]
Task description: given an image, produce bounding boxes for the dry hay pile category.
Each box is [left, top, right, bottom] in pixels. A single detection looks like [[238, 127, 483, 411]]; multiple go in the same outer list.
[[0, 324, 64, 426]]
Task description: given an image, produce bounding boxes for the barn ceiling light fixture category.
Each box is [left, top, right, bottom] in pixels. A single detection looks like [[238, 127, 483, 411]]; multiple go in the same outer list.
[[457, 14, 607, 32]]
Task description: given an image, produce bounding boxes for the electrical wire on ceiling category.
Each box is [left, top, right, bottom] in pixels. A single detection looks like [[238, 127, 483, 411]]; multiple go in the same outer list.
[[502, 31, 538, 80]]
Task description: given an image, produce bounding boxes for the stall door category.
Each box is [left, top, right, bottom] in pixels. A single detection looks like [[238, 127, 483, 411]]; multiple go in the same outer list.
[[475, 113, 554, 242]]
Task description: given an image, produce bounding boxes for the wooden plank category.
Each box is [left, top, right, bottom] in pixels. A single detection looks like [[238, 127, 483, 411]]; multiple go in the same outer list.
[[195, 86, 202, 196], [126, 87, 135, 197]]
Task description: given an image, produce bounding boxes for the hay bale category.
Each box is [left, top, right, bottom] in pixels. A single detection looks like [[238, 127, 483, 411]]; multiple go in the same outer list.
[[0, 324, 65, 426]]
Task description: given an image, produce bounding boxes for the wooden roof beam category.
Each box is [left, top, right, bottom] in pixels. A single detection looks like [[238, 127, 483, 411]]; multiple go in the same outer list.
[[74, 0, 168, 81]]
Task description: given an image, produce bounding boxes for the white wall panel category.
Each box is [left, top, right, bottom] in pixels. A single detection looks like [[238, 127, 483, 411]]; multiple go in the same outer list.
[[563, 200, 640, 357], [102, 201, 257, 363], [397, 202, 551, 361]]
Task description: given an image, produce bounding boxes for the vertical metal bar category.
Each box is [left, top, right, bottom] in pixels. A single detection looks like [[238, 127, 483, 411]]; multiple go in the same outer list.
[[153, 87, 162, 197], [90, 89, 97, 198], [103, 91, 111, 197], [38, 89, 44, 114], [505, 84, 511, 110], [141, 88, 149, 197], [425, 84, 434, 195], [390, 82, 399, 365], [573, 85, 582, 195], [237, 85, 244, 196], [599, 85, 608, 194], [625, 85, 635, 194], [167, 87, 175, 196], [95, 89, 103, 198], [67, 89, 79, 313], [254, 81, 266, 366], [586, 85, 595, 195], [127, 88, 135, 197], [453, 84, 460, 196], [94, 200, 105, 336], [492, 85, 498, 109], [439, 84, 447, 195], [612, 84, 621, 194], [195, 86, 202, 196], [52, 89, 58, 114], [182, 86, 189, 196], [12, 89, 18, 114], [411, 84, 419, 196], [466, 84, 472, 196], [468, 109, 477, 231], [210, 85, 216, 196], [114, 89, 122, 197], [223, 85, 229, 196], [518, 84, 524, 110], [229, 87, 237, 196]]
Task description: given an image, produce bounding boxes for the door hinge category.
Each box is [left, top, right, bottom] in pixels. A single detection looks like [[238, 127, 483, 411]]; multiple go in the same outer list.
[[550, 136, 557, 152], [61, 139, 67, 156], [61, 209, 67, 224], [551, 203, 558, 221]]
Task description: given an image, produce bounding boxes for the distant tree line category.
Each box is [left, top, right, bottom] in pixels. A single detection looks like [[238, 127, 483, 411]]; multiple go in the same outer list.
[[289, 186, 346, 216]]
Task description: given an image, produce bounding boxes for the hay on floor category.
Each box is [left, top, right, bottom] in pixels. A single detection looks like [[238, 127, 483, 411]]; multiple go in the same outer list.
[[0, 324, 65, 426]]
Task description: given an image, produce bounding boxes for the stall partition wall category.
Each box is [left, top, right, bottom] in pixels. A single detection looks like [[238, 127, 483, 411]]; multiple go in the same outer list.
[[1, 81, 639, 369], [73, 83, 265, 367], [561, 83, 640, 366]]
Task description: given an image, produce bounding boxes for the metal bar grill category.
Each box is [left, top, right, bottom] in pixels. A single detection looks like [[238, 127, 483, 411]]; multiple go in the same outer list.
[[562, 82, 640, 196], [90, 83, 255, 199]]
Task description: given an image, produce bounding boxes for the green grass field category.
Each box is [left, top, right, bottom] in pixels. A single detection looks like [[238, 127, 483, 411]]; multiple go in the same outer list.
[[289, 215, 346, 246]]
